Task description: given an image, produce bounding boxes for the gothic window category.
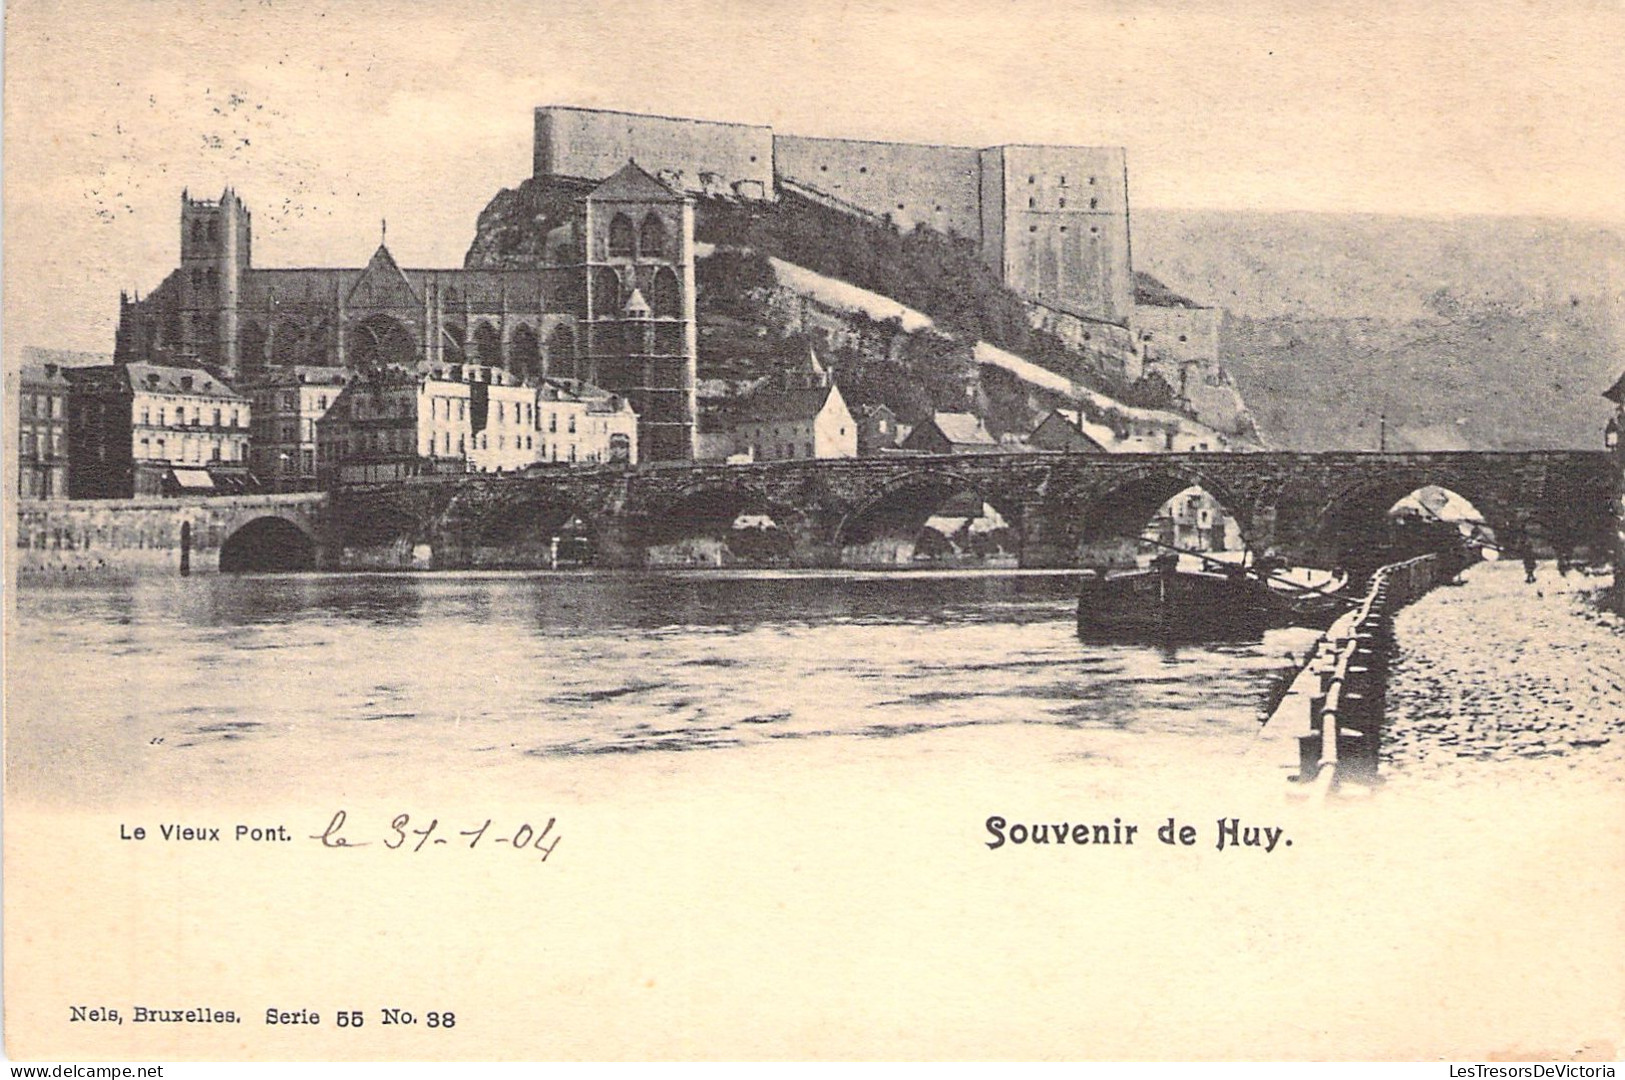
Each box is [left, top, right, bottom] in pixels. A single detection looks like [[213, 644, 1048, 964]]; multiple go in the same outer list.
[[546, 324, 576, 378], [192, 220, 204, 243], [207, 220, 218, 241], [591, 267, 622, 318], [609, 214, 635, 258], [639, 214, 665, 258], [651, 267, 681, 320], [442, 322, 466, 363], [510, 324, 540, 380], [472, 321, 502, 366]]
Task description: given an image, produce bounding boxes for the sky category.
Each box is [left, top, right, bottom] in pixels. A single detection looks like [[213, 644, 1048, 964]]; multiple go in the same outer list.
[[5, 0, 1624, 359]]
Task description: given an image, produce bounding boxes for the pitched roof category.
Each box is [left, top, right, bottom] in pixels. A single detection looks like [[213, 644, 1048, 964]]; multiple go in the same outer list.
[[587, 160, 685, 203], [123, 363, 248, 400], [1041, 409, 1115, 451], [346, 245, 422, 308], [731, 385, 837, 424], [928, 412, 996, 446], [1605, 371, 1625, 404]]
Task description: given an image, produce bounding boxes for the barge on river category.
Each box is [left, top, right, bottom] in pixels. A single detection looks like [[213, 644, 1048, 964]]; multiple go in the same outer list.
[[1076, 552, 1350, 641]]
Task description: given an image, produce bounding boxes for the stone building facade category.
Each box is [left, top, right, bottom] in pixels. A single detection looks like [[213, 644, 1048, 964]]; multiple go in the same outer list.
[[16, 361, 72, 499], [67, 363, 252, 498], [115, 163, 697, 461], [317, 365, 638, 486], [248, 366, 350, 491]]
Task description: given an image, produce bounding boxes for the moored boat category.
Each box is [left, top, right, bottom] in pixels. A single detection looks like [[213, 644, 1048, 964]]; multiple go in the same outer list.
[[1076, 554, 1271, 640]]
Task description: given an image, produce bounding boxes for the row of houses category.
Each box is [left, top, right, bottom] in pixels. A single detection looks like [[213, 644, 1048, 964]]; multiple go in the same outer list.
[[14, 352, 637, 500], [690, 345, 1235, 465]]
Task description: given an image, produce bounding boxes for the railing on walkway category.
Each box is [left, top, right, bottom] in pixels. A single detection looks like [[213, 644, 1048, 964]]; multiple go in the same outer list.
[[1294, 550, 1471, 786]]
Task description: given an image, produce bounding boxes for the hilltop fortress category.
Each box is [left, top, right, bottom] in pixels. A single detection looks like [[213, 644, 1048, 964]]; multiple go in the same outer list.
[[535, 106, 1135, 327]]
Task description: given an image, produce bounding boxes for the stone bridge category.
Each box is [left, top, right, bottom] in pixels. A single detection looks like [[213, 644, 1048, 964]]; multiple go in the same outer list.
[[327, 451, 1615, 571], [15, 452, 1613, 575], [15, 492, 329, 576]]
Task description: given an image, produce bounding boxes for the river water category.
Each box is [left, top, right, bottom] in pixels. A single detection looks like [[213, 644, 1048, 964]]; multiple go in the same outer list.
[[7, 570, 1321, 807]]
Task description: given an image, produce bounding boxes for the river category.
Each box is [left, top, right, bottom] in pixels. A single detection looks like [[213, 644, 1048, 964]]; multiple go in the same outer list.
[[6, 570, 1322, 808]]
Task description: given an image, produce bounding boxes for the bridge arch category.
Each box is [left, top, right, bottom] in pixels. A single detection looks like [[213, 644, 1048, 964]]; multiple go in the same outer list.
[[219, 514, 317, 573], [836, 469, 1025, 567], [469, 491, 597, 568], [1309, 471, 1515, 571], [1068, 464, 1255, 569], [640, 481, 812, 566]]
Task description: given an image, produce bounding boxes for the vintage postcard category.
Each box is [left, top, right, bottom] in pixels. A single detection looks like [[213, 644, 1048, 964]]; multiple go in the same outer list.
[[5, 0, 1623, 1064]]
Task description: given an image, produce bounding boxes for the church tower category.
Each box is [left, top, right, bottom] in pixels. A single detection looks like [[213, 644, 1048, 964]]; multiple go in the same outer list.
[[581, 161, 696, 462], [179, 188, 252, 377]]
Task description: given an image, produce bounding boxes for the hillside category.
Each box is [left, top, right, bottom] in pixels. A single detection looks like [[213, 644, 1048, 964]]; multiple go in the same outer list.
[[1132, 210, 1625, 450], [464, 177, 1236, 439]]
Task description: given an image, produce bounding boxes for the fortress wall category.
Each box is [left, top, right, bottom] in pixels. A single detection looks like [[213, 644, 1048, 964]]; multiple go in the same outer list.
[[535, 107, 774, 198], [990, 145, 1133, 325], [1132, 304, 1221, 364], [773, 135, 983, 240]]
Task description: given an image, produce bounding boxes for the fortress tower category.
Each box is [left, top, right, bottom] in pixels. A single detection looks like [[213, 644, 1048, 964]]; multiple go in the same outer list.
[[533, 106, 1136, 327]]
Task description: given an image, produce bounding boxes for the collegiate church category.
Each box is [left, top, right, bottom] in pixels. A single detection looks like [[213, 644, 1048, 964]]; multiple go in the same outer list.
[[115, 161, 700, 462]]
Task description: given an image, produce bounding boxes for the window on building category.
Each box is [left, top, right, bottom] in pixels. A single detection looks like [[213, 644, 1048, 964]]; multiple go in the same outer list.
[[192, 220, 204, 243], [549, 413, 557, 433], [141, 407, 150, 425], [1028, 197, 1035, 208], [1060, 175, 1067, 185], [567, 415, 575, 434], [1029, 225, 1037, 233], [158, 408, 166, 426], [1059, 198, 1066, 208], [1028, 175, 1035, 184], [609, 214, 635, 258], [50, 397, 62, 419], [1089, 198, 1098, 209], [206, 220, 217, 241], [20, 432, 34, 457], [191, 268, 203, 290], [639, 214, 666, 258], [805, 442, 813, 457]]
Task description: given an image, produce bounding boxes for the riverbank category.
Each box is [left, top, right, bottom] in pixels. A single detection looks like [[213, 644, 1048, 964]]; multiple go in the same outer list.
[[1383, 559, 1625, 783]]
